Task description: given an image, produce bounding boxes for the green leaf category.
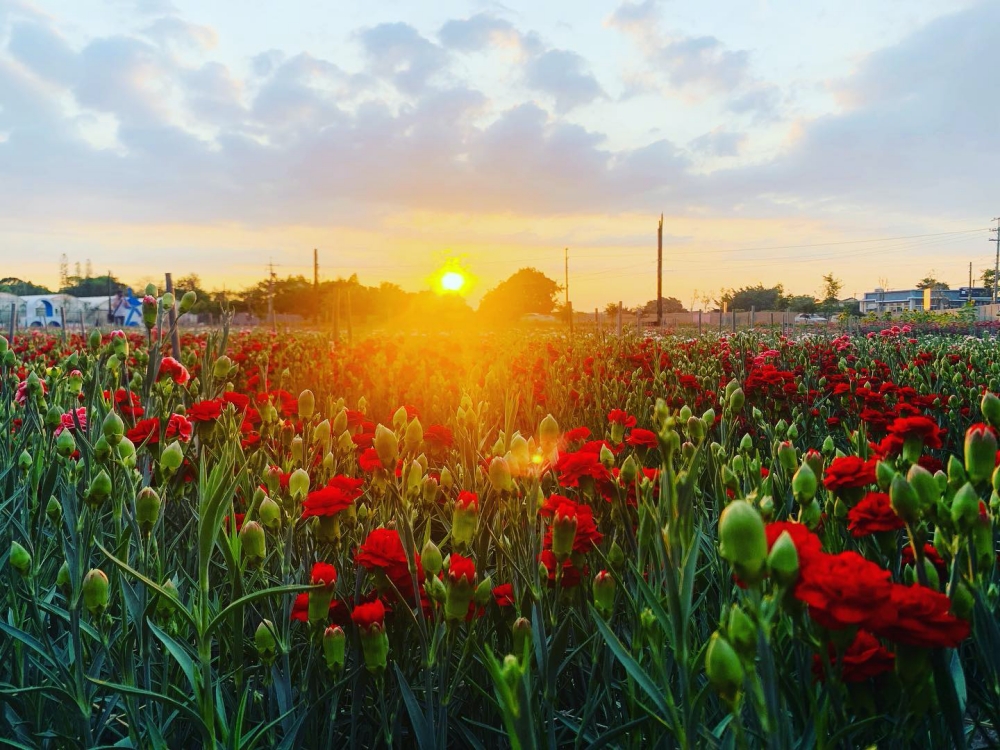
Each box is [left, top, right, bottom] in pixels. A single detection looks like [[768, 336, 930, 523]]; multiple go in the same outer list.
[[394, 663, 435, 750], [147, 619, 199, 697], [207, 585, 315, 637], [87, 677, 209, 742], [591, 609, 672, 720], [95, 541, 197, 630]]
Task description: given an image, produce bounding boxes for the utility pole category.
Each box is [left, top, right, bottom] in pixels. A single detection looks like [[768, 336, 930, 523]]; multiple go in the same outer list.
[[656, 214, 663, 328], [565, 247, 573, 337], [313, 249, 319, 292], [992, 218, 1000, 304]]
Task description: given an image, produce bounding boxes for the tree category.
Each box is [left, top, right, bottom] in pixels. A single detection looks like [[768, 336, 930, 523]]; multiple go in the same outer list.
[[604, 302, 631, 317], [0, 277, 52, 295], [477, 268, 560, 320], [58, 255, 69, 288], [641, 297, 685, 314], [982, 268, 995, 290], [786, 295, 818, 313], [720, 284, 786, 311], [60, 274, 123, 297], [916, 274, 949, 290], [821, 273, 843, 303]]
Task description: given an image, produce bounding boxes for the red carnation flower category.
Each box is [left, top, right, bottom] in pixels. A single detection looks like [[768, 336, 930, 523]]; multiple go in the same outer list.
[[870, 584, 970, 648], [812, 630, 894, 683], [157, 356, 190, 385], [356, 528, 422, 601], [847, 493, 905, 537], [447, 554, 476, 584], [823, 455, 878, 493], [359, 448, 382, 473], [492, 583, 515, 607], [424, 425, 454, 452], [301, 484, 360, 520], [310, 562, 338, 587], [563, 426, 591, 445], [351, 599, 387, 631], [456, 491, 478, 511], [187, 399, 224, 423], [794, 551, 894, 631], [626, 428, 658, 449], [607, 409, 637, 428], [538, 549, 583, 588]]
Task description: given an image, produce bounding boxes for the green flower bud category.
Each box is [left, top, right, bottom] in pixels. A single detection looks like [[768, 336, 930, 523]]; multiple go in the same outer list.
[[160, 292, 175, 310], [593, 570, 615, 618], [822, 435, 836, 456], [135, 487, 161, 533], [424, 574, 446, 603], [56, 560, 71, 593], [323, 625, 346, 672], [82, 568, 110, 615], [890, 474, 920, 524], [951, 482, 981, 533], [982, 392, 1000, 429], [46, 496, 62, 526], [9, 541, 31, 576], [55, 429, 77, 458], [876, 460, 897, 491], [777, 441, 797, 472], [18, 450, 32, 471], [792, 462, 817, 502], [255, 620, 278, 664], [297, 389, 315, 420], [608, 540, 625, 569], [706, 632, 744, 702], [948, 455, 967, 491], [965, 424, 997, 485], [718, 500, 768, 585], [767, 530, 799, 586], [599, 443, 615, 469], [212, 356, 232, 379], [907, 464, 939, 509], [539, 413, 560, 455], [156, 579, 180, 620], [87, 469, 113, 507], [118, 437, 136, 468], [404, 417, 423, 455], [158, 439, 183, 472], [551, 508, 578, 561], [179, 290, 197, 315], [289, 468, 310, 499], [513, 617, 532, 658], [392, 406, 408, 431], [374, 424, 398, 470], [421, 540, 443, 578], [102, 410, 125, 446], [727, 605, 757, 657], [474, 576, 493, 607], [240, 521, 267, 564], [488, 456, 513, 493]]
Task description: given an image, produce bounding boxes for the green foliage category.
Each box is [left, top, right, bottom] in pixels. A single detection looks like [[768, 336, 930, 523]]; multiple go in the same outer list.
[[0, 276, 53, 295], [477, 267, 561, 319]]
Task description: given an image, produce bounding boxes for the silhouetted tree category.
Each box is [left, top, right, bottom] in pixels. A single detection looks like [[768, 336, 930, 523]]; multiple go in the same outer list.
[[478, 268, 560, 320]]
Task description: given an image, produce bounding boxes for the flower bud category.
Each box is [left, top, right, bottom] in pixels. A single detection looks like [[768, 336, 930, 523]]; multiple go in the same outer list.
[[240, 521, 267, 564], [593, 570, 615, 618], [374, 424, 398, 470], [718, 500, 767, 585], [118, 437, 136, 468], [142, 295, 158, 328], [705, 632, 744, 702], [539, 413, 560, 456], [965, 424, 997, 485], [608, 540, 625, 569], [551, 508, 578, 561], [452, 492, 479, 549], [875, 460, 896, 491], [289, 468, 310, 499], [777, 442, 797, 472], [135, 487, 160, 533], [983, 392, 1000, 429], [792, 463, 817, 502], [82, 569, 110, 615], [103, 410, 125, 446], [46, 496, 62, 527], [56, 429, 77, 458], [255, 620, 278, 664], [179, 290, 197, 315], [403, 417, 423, 455], [9, 541, 31, 576], [312, 419, 331, 448], [297, 389, 315, 421], [488, 456, 513, 493], [156, 579, 180, 620], [513, 617, 532, 658], [821, 435, 835, 456], [417, 541, 441, 580], [951, 482, 981, 533], [56, 560, 71, 594], [424, 575, 447, 603], [160, 292, 175, 311], [727, 605, 756, 658], [907, 464, 939, 509], [260, 494, 281, 530], [212, 356, 232, 379], [890, 474, 920, 524], [87, 469, 113, 507], [767, 530, 799, 586], [160, 441, 184, 473], [444, 555, 477, 621], [474, 576, 493, 607], [948, 455, 968, 491], [18, 450, 32, 471], [323, 625, 346, 672]]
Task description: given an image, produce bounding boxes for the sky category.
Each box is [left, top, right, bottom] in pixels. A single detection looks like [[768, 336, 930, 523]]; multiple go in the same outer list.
[[0, 0, 997, 310]]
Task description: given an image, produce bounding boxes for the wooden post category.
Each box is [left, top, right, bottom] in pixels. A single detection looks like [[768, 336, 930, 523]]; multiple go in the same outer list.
[[164, 273, 181, 359], [698, 309, 703, 336], [635, 308, 641, 335], [59, 307, 67, 342], [770, 312, 774, 328], [750, 306, 755, 329], [617, 302, 623, 336], [79, 310, 85, 337], [569, 301, 574, 339], [594, 308, 600, 339], [9, 303, 15, 340], [731, 311, 736, 333]]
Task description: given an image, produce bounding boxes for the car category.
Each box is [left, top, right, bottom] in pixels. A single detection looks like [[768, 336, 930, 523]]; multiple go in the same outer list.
[[794, 313, 827, 323]]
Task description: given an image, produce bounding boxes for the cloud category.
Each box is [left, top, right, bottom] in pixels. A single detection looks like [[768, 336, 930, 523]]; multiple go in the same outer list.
[[439, 13, 518, 51], [689, 129, 746, 157], [523, 49, 604, 112], [141, 17, 218, 51], [357, 22, 449, 95]]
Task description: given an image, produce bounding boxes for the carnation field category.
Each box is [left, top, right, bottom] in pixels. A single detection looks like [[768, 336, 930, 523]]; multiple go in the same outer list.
[[4, 303, 1000, 749]]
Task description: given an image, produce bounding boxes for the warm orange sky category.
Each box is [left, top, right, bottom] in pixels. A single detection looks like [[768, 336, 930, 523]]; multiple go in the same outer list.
[[1, 0, 996, 309]]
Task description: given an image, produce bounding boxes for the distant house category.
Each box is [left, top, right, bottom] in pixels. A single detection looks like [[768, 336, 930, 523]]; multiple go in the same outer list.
[[861, 287, 992, 314]]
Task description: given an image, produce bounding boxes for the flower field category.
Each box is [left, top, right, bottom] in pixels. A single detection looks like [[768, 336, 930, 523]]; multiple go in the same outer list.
[[3, 302, 1000, 748]]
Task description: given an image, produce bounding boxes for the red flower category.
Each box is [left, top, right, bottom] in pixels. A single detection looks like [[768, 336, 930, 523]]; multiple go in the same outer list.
[[310, 562, 338, 587], [900, 543, 946, 571], [794, 551, 894, 631], [538, 549, 583, 588], [847, 493, 905, 537], [291, 593, 347, 624], [127, 418, 161, 445], [823, 455, 878, 493], [870, 584, 970, 648], [157, 356, 190, 385], [424, 425, 454, 452], [166, 413, 193, 442], [222, 391, 251, 411], [351, 599, 387, 631], [556, 451, 611, 488], [187, 399, 223, 423], [492, 583, 515, 607], [607, 409, 637, 427], [456, 491, 478, 511], [626, 428, 658, 449], [55, 407, 88, 436], [812, 630, 894, 683], [447, 554, 476, 584], [880, 415, 945, 455], [540, 495, 603, 554], [359, 448, 382, 473], [301, 482, 361, 520], [765, 521, 824, 566], [563, 426, 591, 444], [356, 528, 422, 601]]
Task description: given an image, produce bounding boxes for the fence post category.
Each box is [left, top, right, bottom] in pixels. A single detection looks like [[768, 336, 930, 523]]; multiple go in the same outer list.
[[617, 302, 623, 336], [59, 307, 67, 342], [698, 309, 703, 336], [9, 303, 15, 340], [347, 288, 353, 343], [750, 306, 755, 330], [333, 288, 341, 342], [731, 311, 736, 333]]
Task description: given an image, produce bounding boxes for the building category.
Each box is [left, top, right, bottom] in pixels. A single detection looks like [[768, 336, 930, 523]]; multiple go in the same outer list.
[[861, 287, 993, 314]]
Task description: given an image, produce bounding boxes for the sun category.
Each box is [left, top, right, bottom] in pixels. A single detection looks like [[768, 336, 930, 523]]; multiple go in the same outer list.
[[441, 271, 465, 292]]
